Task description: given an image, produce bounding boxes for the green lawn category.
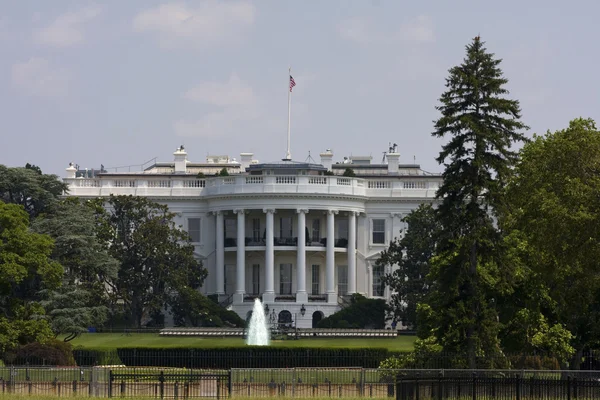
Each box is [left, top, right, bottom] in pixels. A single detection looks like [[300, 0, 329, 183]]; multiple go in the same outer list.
[[67, 333, 415, 351]]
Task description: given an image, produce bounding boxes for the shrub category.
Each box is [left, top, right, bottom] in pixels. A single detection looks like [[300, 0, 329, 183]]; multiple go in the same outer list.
[[8, 339, 76, 366], [72, 348, 123, 366], [342, 168, 356, 177], [317, 294, 386, 329], [116, 347, 391, 368]]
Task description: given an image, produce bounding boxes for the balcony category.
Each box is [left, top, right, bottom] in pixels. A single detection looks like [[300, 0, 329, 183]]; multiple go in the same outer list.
[[223, 237, 348, 250], [63, 175, 440, 199]]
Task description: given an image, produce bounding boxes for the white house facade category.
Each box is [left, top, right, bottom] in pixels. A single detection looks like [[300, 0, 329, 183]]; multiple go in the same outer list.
[[63, 146, 442, 328]]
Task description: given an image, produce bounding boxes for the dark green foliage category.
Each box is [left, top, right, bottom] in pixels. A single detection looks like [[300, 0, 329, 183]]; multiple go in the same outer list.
[[377, 204, 439, 329], [317, 294, 386, 329], [116, 347, 391, 368], [196, 172, 206, 178], [72, 348, 123, 366], [8, 339, 76, 366], [324, 170, 334, 176], [0, 164, 67, 218], [32, 198, 118, 337], [170, 287, 245, 328], [93, 195, 207, 328], [218, 168, 229, 176], [422, 36, 528, 367], [0, 202, 60, 353], [342, 168, 356, 177]]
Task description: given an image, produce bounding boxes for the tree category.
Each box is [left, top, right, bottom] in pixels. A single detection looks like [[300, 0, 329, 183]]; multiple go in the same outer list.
[[93, 195, 207, 328], [32, 198, 118, 339], [0, 202, 61, 353], [218, 168, 229, 176], [170, 287, 245, 328], [504, 118, 600, 366], [0, 165, 67, 218], [342, 168, 356, 177], [421, 36, 528, 367], [377, 204, 439, 329], [317, 294, 386, 329]]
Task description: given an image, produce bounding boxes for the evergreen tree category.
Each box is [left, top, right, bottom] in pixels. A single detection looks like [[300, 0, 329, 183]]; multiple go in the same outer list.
[[377, 204, 439, 329], [420, 36, 528, 367]]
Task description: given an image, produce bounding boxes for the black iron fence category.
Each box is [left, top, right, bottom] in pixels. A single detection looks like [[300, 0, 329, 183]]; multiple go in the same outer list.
[[0, 367, 599, 398]]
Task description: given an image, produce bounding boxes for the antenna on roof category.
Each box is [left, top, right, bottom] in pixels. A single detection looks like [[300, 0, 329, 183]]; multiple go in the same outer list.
[[305, 151, 316, 164]]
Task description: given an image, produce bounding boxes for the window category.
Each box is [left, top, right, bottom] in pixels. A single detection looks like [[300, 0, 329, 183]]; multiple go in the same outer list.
[[372, 219, 386, 244], [188, 218, 201, 243], [311, 265, 320, 294], [252, 218, 261, 242], [337, 219, 348, 239], [225, 218, 237, 238], [338, 265, 348, 296], [372, 265, 384, 297], [252, 264, 260, 294], [280, 217, 292, 239], [279, 264, 292, 295], [312, 219, 320, 242]]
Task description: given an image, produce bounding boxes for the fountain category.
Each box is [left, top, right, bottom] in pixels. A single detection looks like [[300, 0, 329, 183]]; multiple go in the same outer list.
[[246, 298, 270, 346]]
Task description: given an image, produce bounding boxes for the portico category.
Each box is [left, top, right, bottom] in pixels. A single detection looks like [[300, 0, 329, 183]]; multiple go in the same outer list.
[[213, 207, 358, 306]]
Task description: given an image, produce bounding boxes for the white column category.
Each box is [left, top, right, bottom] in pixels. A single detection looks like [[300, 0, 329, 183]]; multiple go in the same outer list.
[[296, 209, 308, 303], [367, 263, 373, 298], [215, 211, 225, 295], [263, 208, 275, 303], [326, 210, 337, 303], [233, 209, 245, 304], [347, 211, 357, 295]]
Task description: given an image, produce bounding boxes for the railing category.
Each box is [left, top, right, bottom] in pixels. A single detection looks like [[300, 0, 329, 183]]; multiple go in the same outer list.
[[1, 367, 600, 399], [225, 237, 344, 248], [64, 175, 441, 199]]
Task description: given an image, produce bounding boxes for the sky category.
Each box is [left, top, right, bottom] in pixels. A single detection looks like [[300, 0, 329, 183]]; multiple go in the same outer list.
[[1, 0, 599, 177]]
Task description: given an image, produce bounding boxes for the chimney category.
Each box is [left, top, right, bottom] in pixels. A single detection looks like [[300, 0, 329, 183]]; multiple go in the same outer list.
[[65, 162, 77, 179], [320, 149, 334, 171], [240, 153, 254, 172], [174, 145, 188, 173], [386, 152, 400, 175]]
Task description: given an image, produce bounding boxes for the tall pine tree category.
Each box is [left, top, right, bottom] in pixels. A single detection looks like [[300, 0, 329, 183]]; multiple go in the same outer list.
[[420, 36, 528, 367]]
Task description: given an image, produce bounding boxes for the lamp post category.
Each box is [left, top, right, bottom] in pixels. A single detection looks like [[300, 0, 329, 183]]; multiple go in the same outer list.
[[300, 304, 306, 317]]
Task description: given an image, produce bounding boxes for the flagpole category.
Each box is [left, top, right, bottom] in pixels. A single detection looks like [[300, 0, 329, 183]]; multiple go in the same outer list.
[[286, 66, 292, 160]]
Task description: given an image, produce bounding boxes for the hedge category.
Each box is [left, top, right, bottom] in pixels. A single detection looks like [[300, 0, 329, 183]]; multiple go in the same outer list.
[[74, 347, 397, 368]]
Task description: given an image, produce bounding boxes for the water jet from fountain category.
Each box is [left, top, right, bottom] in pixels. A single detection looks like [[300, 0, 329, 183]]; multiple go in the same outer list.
[[246, 298, 270, 346]]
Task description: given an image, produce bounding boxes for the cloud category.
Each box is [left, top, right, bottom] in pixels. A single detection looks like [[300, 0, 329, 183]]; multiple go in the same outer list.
[[337, 15, 434, 45], [133, 1, 255, 49], [176, 74, 261, 138], [35, 6, 101, 47], [11, 58, 69, 98], [183, 74, 255, 106]]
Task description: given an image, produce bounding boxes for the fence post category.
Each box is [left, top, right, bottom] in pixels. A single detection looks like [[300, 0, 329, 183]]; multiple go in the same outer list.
[[415, 373, 420, 400], [121, 380, 126, 397], [471, 372, 477, 400], [515, 373, 521, 400], [108, 370, 113, 398], [567, 376, 571, 400], [73, 380, 77, 395], [174, 381, 179, 400], [573, 376, 577, 399], [360, 368, 365, 397], [228, 370, 233, 398], [438, 371, 443, 400], [159, 370, 165, 400], [395, 374, 402, 400]]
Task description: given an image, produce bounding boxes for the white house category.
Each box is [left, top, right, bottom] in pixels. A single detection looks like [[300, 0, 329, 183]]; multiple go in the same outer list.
[[63, 145, 442, 328]]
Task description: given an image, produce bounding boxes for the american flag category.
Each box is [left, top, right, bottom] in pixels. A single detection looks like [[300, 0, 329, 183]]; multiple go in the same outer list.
[[289, 75, 296, 92]]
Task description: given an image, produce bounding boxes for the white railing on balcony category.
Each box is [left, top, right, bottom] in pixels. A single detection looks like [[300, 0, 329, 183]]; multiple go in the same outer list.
[[246, 176, 263, 184], [183, 179, 205, 188], [276, 176, 296, 184], [308, 177, 327, 185], [367, 180, 391, 189], [148, 180, 171, 188], [114, 180, 136, 188], [74, 179, 99, 187], [64, 175, 440, 199], [403, 181, 427, 189]]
